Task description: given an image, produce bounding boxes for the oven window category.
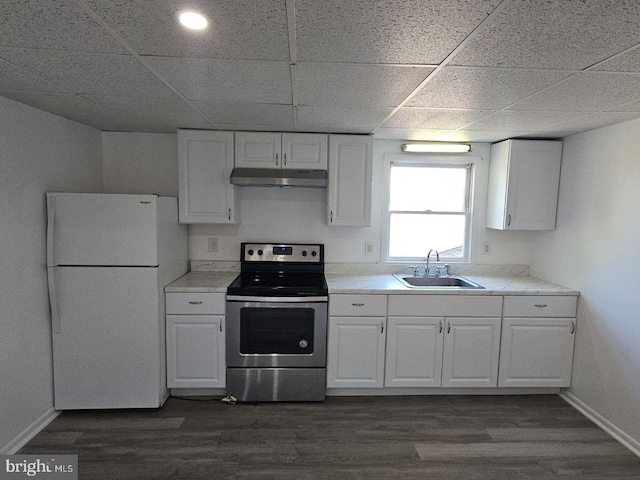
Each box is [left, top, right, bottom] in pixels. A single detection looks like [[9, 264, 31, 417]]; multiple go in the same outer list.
[[240, 308, 315, 354]]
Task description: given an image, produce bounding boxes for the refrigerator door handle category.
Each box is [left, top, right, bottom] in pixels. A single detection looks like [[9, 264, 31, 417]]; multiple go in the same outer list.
[[47, 267, 61, 333], [46, 195, 56, 267]]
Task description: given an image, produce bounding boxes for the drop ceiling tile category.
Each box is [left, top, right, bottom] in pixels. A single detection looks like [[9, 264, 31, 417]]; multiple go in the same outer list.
[[145, 57, 292, 104], [591, 46, 640, 73], [0, 56, 66, 92], [408, 67, 573, 109], [466, 110, 583, 131], [0, 0, 127, 53], [297, 64, 432, 107], [215, 124, 295, 132], [437, 130, 533, 143], [0, 90, 143, 131], [84, 95, 213, 132], [298, 106, 393, 132], [1, 49, 177, 98], [191, 103, 293, 127], [608, 99, 640, 112], [373, 128, 452, 141], [451, 0, 640, 69], [383, 108, 494, 130], [296, 0, 500, 64], [537, 111, 640, 134], [84, 0, 289, 60], [510, 73, 640, 112]]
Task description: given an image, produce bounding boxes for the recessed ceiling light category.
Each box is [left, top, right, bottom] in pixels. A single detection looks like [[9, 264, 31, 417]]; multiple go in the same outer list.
[[178, 11, 208, 30]]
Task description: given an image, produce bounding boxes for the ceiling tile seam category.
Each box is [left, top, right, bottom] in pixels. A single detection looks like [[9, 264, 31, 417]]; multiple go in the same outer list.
[[526, 111, 629, 134], [286, 0, 297, 63], [0, 53, 78, 95], [583, 41, 640, 72], [72, 0, 222, 131], [369, 0, 514, 135]]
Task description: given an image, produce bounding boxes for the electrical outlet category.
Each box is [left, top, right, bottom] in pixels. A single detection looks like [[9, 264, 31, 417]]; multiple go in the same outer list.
[[482, 242, 491, 255], [208, 237, 218, 253], [365, 241, 374, 255]]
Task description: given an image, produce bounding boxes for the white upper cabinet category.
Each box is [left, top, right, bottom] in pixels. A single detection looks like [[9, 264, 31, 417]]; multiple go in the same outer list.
[[327, 134, 373, 226], [177, 130, 237, 224], [235, 132, 328, 170], [486, 139, 562, 230]]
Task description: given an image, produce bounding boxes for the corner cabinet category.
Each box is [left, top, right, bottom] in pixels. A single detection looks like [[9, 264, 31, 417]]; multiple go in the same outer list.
[[327, 135, 373, 226], [235, 132, 328, 170], [498, 296, 577, 388], [165, 293, 226, 389], [486, 139, 562, 230], [177, 129, 237, 224]]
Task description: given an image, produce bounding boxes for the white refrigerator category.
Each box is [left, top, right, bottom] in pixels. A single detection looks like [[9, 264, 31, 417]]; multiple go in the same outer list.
[[46, 193, 188, 409]]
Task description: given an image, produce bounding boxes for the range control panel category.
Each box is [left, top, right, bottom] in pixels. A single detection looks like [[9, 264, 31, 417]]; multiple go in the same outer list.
[[242, 243, 323, 263]]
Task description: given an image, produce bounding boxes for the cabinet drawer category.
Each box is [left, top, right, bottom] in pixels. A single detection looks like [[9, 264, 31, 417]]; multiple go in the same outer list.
[[388, 295, 502, 317], [329, 294, 387, 316], [503, 296, 577, 317], [166, 293, 226, 315]]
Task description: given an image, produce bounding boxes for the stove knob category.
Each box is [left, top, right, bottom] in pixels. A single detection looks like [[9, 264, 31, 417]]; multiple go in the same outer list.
[[299, 339, 309, 349], [247, 249, 254, 256], [302, 250, 308, 257], [311, 250, 317, 257], [257, 249, 263, 256]]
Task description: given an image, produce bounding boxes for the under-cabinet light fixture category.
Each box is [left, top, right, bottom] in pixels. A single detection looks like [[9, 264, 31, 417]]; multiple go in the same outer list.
[[178, 11, 208, 30], [401, 142, 471, 153]]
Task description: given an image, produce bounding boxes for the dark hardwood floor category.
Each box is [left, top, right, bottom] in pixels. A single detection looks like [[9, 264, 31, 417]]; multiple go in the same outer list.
[[20, 395, 640, 479]]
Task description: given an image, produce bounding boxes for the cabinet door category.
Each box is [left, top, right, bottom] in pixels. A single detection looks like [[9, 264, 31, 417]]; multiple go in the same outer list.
[[177, 130, 236, 224], [442, 317, 501, 388], [326, 316, 386, 388], [327, 135, 373, 226], [486, 139, 562, 230], [499, 317, 576, 387], [385, 317, 444, 387], [166, 315, 226, 388], [282, 133, 328, 169], [235, 132, 282, 168]]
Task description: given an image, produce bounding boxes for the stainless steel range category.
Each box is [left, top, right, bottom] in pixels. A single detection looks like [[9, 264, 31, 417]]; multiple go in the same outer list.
[[226, 243, 328, 402]]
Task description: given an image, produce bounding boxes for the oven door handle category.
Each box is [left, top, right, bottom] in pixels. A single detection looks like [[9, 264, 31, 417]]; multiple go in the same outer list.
[[226, 295, 328, 303]]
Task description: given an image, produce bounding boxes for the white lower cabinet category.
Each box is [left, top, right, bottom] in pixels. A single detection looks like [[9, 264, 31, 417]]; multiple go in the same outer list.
[[386, 295, 503, 388], [498, 296, 577, 387], [165, 293, 226, 389], [327, 295, 387, 388]]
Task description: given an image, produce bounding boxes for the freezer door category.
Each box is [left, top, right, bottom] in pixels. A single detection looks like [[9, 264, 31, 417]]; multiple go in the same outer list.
[[47, 193, 159, 266], [50, 266, 164, 409]]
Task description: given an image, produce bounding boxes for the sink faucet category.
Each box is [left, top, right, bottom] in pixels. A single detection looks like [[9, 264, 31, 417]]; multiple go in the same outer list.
[[425, 249, 439, 276]]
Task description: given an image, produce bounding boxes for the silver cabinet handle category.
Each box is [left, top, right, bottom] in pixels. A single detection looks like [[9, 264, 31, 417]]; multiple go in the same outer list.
[[351, 303, 365, 307], [228, 208, 231, 221], [534, 304, 548, 308], [330, 210, 333, 223], [220, 321, 223, 333], [275, 153, 279, 166], [189, 301, 203, 305], [283, 152, 287, 166], [439, 320, 443, 333], [447, 322, 451, 334], [571, 322, 575, 334], [507, 214, 512, 227], [380, 320, 384, 334]]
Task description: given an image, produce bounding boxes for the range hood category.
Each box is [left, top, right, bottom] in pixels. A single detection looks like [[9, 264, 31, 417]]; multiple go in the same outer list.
[[230, 168, 328, 188]]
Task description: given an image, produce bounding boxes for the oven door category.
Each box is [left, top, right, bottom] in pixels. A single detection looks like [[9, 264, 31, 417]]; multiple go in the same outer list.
[[226, 300, 327, 368]]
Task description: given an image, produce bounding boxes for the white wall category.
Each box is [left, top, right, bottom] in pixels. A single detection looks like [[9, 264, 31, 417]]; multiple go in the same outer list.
[[0, 97, 102, 452], [102, 133, 536, 265], [531, 117, 640, 448]]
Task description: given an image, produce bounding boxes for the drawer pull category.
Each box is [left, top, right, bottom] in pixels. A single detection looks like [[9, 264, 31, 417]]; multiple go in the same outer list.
[[188, 301, 203, 305], [351, 303, 365, 307], [534, 304, 548, 308], [439, 320, 443, 333], [571, 322, 575, 334]]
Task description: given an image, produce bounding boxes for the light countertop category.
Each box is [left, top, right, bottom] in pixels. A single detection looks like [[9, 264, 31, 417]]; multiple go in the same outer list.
[[166, 271, 578, 296]]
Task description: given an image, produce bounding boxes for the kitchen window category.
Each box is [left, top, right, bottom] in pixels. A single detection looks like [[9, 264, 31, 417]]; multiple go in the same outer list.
[[386, 159, 473, 262]]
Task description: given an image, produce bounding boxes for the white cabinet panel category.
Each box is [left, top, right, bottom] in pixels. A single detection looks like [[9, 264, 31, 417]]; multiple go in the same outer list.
[[236, 132, 327, 169], [282, 133, 328, 169], [166, 315, 225, 389], [503, 295, 577, 317], [327, 316, 386, 388], [329, 294, 387, 317], [499, 317, 576, 387], [178, 130, 237, 224], [385, 317, 444, 387], [166, 293, 226, 315], [442, 317, 502, 388], [327, 134, 373, 226], [388, 294, 502, 317], [486, 139, 562, 230], [234, 132, 281, 168]]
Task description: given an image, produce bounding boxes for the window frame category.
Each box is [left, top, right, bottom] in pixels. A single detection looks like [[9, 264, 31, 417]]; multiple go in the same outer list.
[[383, 154, 478, 264]]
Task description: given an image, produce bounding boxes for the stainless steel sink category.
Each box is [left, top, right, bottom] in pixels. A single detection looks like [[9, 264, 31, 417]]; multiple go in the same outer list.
[[393, 274, 484, 289]]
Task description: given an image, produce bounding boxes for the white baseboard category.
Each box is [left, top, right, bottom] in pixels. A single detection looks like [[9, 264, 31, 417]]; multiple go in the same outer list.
[[0, 408, 60, 455], [560, 391, 640, 458]]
